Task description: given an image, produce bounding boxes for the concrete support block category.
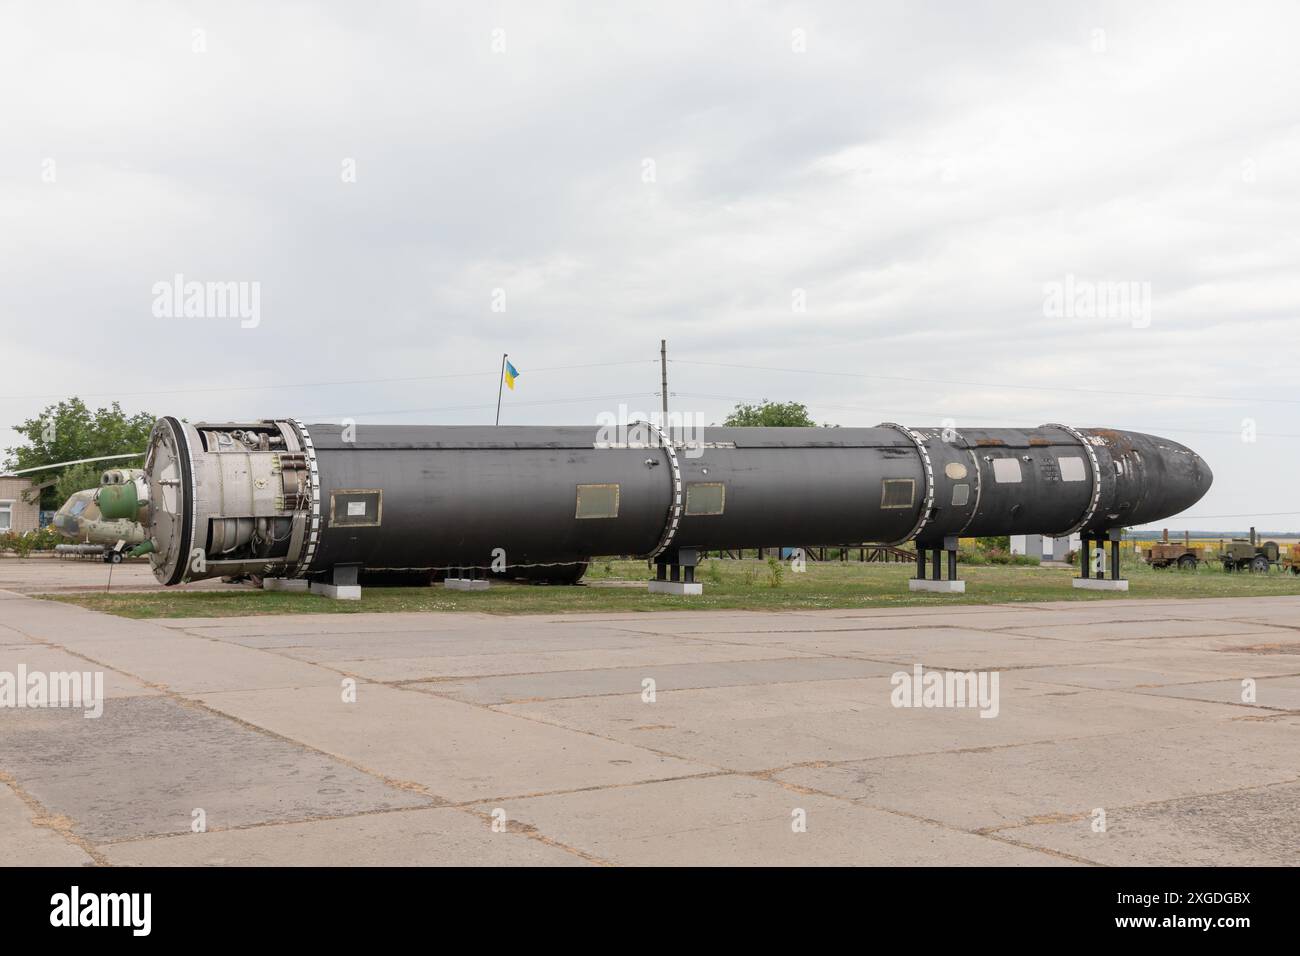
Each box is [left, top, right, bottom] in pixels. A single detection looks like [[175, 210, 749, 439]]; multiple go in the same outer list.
[[1072, 578, 1130, 591], [908, 579, 966, 593], [648, 580, 703, 596], [262, 577, 309, 592], [445, 578, 490, 591], [309, 582, 362, 600]]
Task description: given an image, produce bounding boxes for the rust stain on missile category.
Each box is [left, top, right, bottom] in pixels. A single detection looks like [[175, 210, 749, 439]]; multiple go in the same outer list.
[[1092, 427, 1136, 453]]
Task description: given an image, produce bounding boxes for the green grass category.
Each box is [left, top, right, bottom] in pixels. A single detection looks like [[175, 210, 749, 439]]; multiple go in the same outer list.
[[41, 557, 1300, 619]]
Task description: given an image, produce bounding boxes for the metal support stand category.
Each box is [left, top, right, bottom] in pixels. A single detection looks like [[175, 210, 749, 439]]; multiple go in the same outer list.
[[446, 563, 490, 590], [310, 562, 363, 600], [1073, 529, 1129, 590], [910, 536, 965, 593], [649, 547, 703, 595]]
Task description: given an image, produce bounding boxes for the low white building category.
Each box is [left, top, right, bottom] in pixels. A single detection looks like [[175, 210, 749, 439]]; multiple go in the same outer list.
[[1010, 533, 1079, 561]]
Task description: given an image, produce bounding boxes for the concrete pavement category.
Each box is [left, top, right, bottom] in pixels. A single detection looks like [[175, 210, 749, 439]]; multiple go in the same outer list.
[[0, 555, 238, 594], [1, 581, 1297, 866]]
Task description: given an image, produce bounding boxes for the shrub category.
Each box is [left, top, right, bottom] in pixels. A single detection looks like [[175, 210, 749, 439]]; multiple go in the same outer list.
[[766, 555, 784, 588], [1, 528, 68, 555], [10, 532, 36, 557]]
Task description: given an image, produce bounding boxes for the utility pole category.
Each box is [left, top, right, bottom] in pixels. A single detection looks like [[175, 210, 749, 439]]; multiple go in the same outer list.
[[660, 339, 669, 445], [659, 339, 669, 418]]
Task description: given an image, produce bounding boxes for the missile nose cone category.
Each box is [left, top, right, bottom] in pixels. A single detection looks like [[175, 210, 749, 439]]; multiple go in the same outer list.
[[1176, 442, 1212, 507], [1083, 429, 1212, 527], [1191, 448, 1213, 498], [1150, 436, 1213, 521]]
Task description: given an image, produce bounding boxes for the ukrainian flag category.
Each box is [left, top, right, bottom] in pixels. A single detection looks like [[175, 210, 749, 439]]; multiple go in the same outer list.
[[504, 360, 520, 390]]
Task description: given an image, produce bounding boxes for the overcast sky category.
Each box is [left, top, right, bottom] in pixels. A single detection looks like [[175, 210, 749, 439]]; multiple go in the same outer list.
[[3, 1, 1298, 530]]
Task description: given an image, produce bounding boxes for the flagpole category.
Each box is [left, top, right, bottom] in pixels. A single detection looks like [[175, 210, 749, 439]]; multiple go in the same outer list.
[[495, 352, 507, 426]]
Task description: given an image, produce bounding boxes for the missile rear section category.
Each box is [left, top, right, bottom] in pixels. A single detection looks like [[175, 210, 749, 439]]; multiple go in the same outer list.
[[144, 417, 319, 586], [140, 418, 1212, 594]]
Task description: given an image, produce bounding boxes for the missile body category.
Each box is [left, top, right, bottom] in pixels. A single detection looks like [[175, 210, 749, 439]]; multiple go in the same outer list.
[[140, 418, 1211, 585]]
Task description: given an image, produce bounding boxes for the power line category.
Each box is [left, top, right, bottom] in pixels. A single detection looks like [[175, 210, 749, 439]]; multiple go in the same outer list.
[[0, 361, 658, 403], [1156, 512, 1300, 521], [299, 392, 659, 420], [5, 352, 1288, 411], [673, 390, 1300, 440], [671, 359, 1300, 407]]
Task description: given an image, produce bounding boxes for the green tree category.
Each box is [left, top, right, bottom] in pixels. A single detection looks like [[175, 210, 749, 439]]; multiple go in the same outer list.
[[722, 400, 820, 427], [5, 398, 153, 508], [54, 462, 106, 507]]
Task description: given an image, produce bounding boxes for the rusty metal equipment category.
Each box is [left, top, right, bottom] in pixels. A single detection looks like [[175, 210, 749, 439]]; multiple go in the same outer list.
[[1145, 542, 1202, 570], [1144, 528, 1202, 569], [1221, 536, 1280, 573]]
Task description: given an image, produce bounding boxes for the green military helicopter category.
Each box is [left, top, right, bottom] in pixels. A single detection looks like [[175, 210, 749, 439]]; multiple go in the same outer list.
[[50, 466, 152, 563]]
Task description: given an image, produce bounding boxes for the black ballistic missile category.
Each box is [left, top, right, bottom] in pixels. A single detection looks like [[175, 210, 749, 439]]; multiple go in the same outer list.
[[138, 418, 1211, 586]]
